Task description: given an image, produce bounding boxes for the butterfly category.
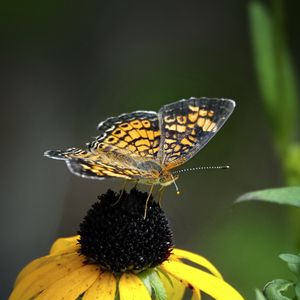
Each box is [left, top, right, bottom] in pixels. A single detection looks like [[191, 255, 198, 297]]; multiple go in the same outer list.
[[45, 97, 235, 189]]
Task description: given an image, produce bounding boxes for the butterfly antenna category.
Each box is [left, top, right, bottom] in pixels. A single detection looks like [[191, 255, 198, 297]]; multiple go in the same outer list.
[[173, 165, 230, 174], [170, 174, 180, 195]]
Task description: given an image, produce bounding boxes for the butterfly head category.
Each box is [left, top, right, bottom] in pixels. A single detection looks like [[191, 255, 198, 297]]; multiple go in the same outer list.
[[158, 171, 180, 195], [159, 172, 178, 186]]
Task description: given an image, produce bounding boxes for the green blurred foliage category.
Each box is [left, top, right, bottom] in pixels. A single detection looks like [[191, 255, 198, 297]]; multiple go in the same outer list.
[[245, 0, 300, 298], [249, 0, 300, 185]]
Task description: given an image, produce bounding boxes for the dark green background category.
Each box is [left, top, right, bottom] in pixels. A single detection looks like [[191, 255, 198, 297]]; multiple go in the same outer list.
[[1, 1, 299, 299]]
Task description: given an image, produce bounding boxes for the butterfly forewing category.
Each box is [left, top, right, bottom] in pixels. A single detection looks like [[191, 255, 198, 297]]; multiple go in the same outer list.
[[89, 111, 161, 159], [157, 97, 235, 170]]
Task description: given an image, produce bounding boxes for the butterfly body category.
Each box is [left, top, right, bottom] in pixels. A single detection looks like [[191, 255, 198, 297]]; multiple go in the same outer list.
[[45, 97, 235, 187]]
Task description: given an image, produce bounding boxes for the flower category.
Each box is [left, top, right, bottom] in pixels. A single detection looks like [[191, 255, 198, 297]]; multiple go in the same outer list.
[[9, 189, 244, 300]]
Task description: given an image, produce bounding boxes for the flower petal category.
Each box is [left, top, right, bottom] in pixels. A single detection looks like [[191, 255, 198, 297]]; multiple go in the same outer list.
[[192, 289, 201, 300], [158, 270, 185, 300], [15, 251, 79, 286], [82, 272, 116, 300], [9, 253, 84, 300], [36, 265, 99, 300], [161, 260, 244, 300], [15, 255, 55, 286], [119, 273, 151, 300], [49, 236, 80, 255], [171, 249, 223, 279]]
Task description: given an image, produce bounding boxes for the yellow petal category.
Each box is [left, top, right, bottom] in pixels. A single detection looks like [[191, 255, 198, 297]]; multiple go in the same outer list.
[[9, 253, 84, 300], [15, 255, 56, 286], [162, 260, 244, 300], [158, 271, 185, 300], [15, 250, 80, 286], [82, 272, 116, 300], [171, 249, 223, 279], [36, 264, 99, 300], [192, 289, 201, 300], [119, 273, 151, 300], [49, 236, 80, 255]]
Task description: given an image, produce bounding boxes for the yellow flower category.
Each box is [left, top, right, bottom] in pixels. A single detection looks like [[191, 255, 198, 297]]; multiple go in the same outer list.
[[9, 189, 244, 300]]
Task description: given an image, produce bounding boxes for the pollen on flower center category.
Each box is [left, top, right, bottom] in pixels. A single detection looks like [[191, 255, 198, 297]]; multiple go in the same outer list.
[[78, 188, 174, 274]]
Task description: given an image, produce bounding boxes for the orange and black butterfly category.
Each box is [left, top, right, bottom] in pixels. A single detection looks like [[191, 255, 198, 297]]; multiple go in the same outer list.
[[45, 97, 235, 188]]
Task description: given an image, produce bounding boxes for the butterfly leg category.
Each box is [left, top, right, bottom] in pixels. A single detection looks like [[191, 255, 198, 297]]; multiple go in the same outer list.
[[112, 180, 128, 206], [143, 184, 154, 219], [119, 179, 128, 197], [158, 186, 166, 207]]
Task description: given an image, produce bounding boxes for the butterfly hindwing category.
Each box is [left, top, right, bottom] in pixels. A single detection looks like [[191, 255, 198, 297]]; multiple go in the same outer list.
[[45, 148, 159, 181], [89, 111, 161, 159], [158, 97, 235, 169]]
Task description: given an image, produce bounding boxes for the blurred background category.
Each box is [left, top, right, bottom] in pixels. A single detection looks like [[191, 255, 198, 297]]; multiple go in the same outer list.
[[1, 0, 299, 299]]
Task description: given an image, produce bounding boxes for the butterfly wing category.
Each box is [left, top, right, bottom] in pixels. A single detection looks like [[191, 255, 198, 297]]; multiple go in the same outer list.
[[45, 111, 162, 181], [89, 111, 161, 159], [44, 148, 160, 181], [157, 97, 235, 169]]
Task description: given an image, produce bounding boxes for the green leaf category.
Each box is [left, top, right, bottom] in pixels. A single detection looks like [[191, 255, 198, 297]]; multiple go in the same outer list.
[[279, 254, 300, 265], [138, 269, 167, 300], [295, 280, 300, 299], [264, 279, 294, 300], [279, 254, 300, 276], [138, 269, 153, 295], [255, 288, 267, 300], [149, 271, 167, 300], [235, 187, 300, 207]]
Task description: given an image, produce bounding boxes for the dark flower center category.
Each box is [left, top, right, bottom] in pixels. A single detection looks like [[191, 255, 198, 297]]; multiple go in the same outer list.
[[78, 188, 174, 274]]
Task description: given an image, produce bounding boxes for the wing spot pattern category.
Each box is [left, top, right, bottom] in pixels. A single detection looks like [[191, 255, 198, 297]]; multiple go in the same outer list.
[[120, 123, 132, 130], [165, 138, 176, 144], [181, 138, 193, 146], [141, 120, 151, 128], [106, 136, 118, 144], [139, 129, 148, 138], [135, 139, 151, 147], [197, 118, 205, 127], [165, 124, 177, 131], [164, 116, 176, 123], [203, 119, 214, 131], [116, 141, 128, 148], [112, 129, 126, 138], [176, 125, 186, 133], [188, 105, 199, 112], [128, 130, 140, 139], [130, 120, 143, 129], [124, 136, 133, 142], [177, 116, 187, 124], [188, 113, 198, 122], [199, 109, 208, 117], [137, 145, 149, 152], [127, 145, 137, 152], [146, 130, 154, 141], [207, 122, 217, 132]]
